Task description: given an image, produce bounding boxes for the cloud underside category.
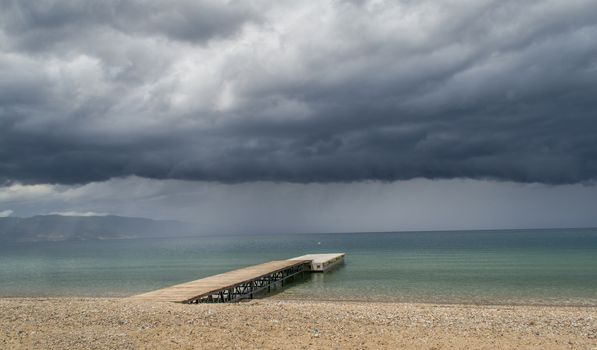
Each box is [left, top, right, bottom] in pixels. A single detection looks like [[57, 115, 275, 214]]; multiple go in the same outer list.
[[1, 0, 597, 185]]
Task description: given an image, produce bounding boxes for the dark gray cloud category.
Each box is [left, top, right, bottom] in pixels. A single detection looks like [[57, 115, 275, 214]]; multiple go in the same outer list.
[[1, 0, 258, 49], [1, 0, 597, 185]]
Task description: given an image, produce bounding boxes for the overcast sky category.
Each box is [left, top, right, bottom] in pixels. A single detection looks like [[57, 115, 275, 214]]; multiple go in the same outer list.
[[1, 0, 596, 232]]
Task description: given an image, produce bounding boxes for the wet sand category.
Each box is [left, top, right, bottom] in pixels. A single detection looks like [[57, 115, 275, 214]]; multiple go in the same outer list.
[[1, 298, 596, 349]]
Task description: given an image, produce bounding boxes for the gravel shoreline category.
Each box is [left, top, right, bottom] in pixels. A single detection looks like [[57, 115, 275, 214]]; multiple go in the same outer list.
[[1, 298, 596, 349]]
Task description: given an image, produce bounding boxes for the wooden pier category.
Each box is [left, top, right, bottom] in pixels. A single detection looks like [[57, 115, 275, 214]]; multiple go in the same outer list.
[[130, 260, 309, 303], [130, 253, 345, 303]]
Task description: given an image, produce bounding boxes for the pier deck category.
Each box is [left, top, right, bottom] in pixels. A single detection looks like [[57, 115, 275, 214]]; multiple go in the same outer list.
[[130, 259, 309, 303], [291, 253, 345, 272]]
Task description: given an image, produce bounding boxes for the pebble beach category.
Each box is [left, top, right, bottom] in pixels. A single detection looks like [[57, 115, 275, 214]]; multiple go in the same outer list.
[[1, 298, 596, 349]]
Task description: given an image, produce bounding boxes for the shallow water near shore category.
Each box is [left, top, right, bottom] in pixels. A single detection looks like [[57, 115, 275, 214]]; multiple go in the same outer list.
[[1, 228, 596, 306]]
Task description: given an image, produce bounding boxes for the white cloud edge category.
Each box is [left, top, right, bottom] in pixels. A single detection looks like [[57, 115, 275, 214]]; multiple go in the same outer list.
[[0, 209, 13, 217], [49, 211, 108, 217]]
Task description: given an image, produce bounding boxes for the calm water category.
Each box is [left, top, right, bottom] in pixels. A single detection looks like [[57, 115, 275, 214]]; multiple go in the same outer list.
[[1, 229, 596, 305]]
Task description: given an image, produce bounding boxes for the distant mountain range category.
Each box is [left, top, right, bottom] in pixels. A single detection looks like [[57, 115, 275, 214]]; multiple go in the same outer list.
[[0, 215, 197, 242]]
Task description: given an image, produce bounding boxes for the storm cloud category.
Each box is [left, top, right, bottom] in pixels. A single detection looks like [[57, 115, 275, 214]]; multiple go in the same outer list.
[[1, 0, 597, 185]]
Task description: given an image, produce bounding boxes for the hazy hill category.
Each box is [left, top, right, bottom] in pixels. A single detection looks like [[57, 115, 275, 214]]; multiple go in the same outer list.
[[0, 215, 197, 242]]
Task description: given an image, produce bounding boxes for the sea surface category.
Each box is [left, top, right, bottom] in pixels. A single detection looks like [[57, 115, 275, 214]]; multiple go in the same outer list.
[[1, 229, 596, 306]]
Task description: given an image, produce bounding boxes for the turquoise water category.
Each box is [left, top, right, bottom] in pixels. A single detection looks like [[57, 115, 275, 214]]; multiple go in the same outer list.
[[1, 229, 596, 305]]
